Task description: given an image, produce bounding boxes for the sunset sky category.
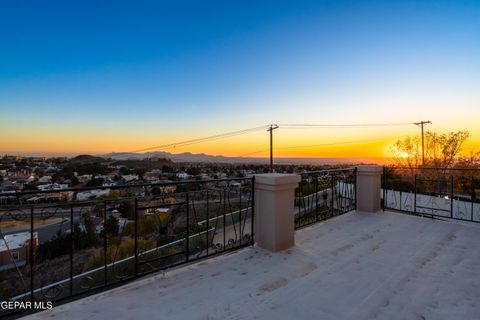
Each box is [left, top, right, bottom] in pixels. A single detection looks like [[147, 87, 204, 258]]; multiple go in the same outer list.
[[1, 1, 479, 159]]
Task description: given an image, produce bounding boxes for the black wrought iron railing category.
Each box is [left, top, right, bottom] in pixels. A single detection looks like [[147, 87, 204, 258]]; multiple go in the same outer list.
[[294, 168, 356, 229], [382, 166, 480, 223], [0, 177, 254, 317]]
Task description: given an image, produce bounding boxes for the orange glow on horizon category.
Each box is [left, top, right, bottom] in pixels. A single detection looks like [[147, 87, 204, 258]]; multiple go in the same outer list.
[[1, 124, 479, 159]]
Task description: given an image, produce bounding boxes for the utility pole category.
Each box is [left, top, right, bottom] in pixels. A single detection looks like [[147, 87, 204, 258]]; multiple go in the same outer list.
[[267, 124, 279, 173], [414, 121, 431, 166]]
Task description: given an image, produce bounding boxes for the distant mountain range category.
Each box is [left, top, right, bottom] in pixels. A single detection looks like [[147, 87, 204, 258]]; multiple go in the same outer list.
[[99, 151, 385, 165], [100, 151, 267, 164]]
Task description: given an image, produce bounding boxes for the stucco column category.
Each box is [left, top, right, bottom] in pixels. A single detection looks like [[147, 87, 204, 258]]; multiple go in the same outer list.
[[254, 174, 301, 252], [356, 165, 383, 213]]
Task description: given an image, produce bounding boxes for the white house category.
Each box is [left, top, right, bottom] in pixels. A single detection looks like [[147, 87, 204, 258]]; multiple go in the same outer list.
[[37, 183, 69, 191], [176, 172, 189, 180], [37, 176, 52, 184], [76, 189, 110, 201], [77, 174, 93, 184], [102, 182, 116, 187], [122, 175, 139, 182]]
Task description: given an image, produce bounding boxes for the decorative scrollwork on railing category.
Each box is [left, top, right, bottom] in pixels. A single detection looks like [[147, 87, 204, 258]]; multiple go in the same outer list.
[[242, 234, 252, 244], [41, 283, 64, 300], [227, 238, 236, 248], [383, 167, 480, 223], [143, 262, 161, 273], [0, 177, 256, 317], [38, 207, 62, 220], [78, 205, 98, 219], [111, 262, 132, 281], [295, 169, 356, 229], [454, 200, 467, 219], [474, 205, 480, 222], [403, 193, 413, 211], [211, 243, 223, 252], [78, 276, 96, 290], [7, 208, 29, 221]]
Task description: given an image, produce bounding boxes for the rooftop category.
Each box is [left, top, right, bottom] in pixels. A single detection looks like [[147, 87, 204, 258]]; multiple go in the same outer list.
[[0, 232, 37, 252], [23, 210, 480, 320]]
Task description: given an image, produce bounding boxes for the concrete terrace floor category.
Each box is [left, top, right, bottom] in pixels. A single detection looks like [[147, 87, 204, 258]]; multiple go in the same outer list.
[[24, 211, 480, 320]]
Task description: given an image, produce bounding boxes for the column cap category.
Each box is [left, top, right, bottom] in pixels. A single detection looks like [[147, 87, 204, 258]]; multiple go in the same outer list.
[[254, 174, 301, 192], [356, 165, 383, 175], [254, 173, 301, 185]]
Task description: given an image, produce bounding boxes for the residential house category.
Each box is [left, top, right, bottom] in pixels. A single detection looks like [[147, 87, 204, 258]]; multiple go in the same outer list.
[[0, 232, 39, 271], [37, 176, 52, 184], [122, 174, 139, 182], [176, 172, 189, 180], [76, 189, 110, 201]]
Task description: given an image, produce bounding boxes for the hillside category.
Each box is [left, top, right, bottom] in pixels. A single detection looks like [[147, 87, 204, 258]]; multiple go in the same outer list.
[[69, 154, 110, 164]]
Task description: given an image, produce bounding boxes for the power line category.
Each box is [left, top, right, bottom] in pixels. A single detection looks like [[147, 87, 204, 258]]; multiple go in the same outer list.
[[431, 123, 448, 133], [238, 135, 411, 157], [278, 122, 413, 129], [239, 148, 271, 157], [274, 136, 411, 151], [123, 121, 418, 156], [128, 125, 269, 153]]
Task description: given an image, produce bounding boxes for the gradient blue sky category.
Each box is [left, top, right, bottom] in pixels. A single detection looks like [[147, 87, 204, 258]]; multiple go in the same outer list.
[[1, 0, 479, 156]]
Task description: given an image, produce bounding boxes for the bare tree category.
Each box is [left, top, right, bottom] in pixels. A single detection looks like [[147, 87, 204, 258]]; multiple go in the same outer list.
[[391, 130, 472, 168]]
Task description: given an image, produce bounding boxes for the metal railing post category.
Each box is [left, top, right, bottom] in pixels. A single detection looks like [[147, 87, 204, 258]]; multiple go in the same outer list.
[[414, 174, 417, 214], [330, 174, 335, 216], [70, 204, 74, 296], [382, 167, 385, 211], [30, 207, 34, 304], [354, 168, 357, 210], [471, 176, 475, 222], [103, 200, 108, 285], [251, 177, 255, 246], [134, 198, 138, 276], [186, 193, 190, 262], [450, 175, 454, 218], [206, 190, 209, 255], [222, 189, 226, 249], [239, 187, 242, 246], [315, 176, 319, 220]]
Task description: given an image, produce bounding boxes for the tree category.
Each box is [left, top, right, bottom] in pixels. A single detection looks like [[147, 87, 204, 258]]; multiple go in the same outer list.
[[391, 130, 472, 168], [83, 215, 99, 246], [23, 182, 38, 191], [119, 167, 130, 175], [118, 200, 135, 219], [186, 167, 201, 176], [103, 215, 119, 237], [151, 186, 161, 196], [70, 175, 79, 186], [162, 165, 173, 173], [425, 130, 470, 168], [455, 151, 480, 169], [36, 233, 70, 261], [86, 177, 104, 187], [134, 167, 147, 178]]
